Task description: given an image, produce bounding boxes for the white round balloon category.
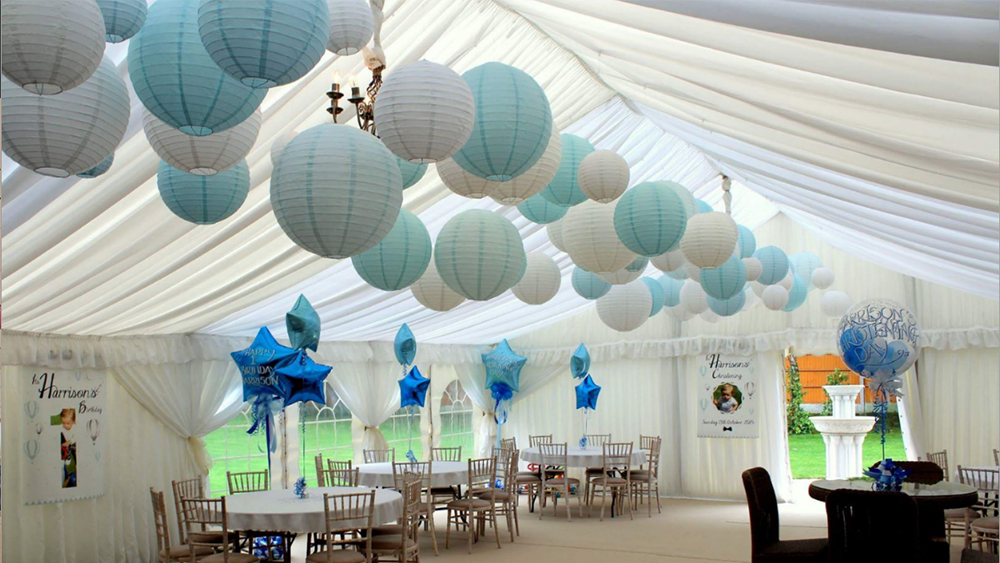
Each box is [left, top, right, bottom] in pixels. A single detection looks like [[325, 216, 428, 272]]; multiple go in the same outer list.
[[681, 212, 739, 268], [578, 150, 629, 203], [680, 280, 708, 314], [762, 285, 790, 311], [144, 109, 261, 175], [743, 257, 763, 282], [821, 290, 852, 318], [812, 267, 835, 290], [562, 200, 638, 273], [596, 282, 653, 332], [411, 262, 465, 312], [651, 249, 686, 273], [512, 252, 562, 305]]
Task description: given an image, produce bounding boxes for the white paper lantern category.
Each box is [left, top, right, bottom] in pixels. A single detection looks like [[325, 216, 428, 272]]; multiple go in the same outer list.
[[512, 252, 561, 305], [489, 130, 562, 205], [2, 57, 129, 177], [546, 220, 568, 253], [651, 249, 687, 273], [1, 0, 107, 95], [144, 109, 261, 175], [376, 61, 476, 164], [326, 0, 374, 55], [812, 267, 835, 290], [750, 281, 766, 298], [563, 201, 638, 273], [779, 272, 795, 291], [666, 305, 695, 322], [680, 280, 708, 314], [596, 282, 652, 332], [597, 256, 649, 285], [665, 181, 698, 217], [435, 210, 527, 301], [684, 263, 702, 282], [578, 150, 629, 203], [762, 285, 790, 311], [411, 261, 465, 312], [437, 158, 498, 199], [700, 309, 721, 324], [270, 130, 299, 166], [681, 212, 739, 268], [743, 257, 763, 282], [821, 290, 852, 318]]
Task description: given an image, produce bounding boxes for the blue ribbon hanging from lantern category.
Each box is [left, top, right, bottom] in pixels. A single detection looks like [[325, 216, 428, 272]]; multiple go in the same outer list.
[[395, 324, 426, 463], [482, 340, 525, 450]]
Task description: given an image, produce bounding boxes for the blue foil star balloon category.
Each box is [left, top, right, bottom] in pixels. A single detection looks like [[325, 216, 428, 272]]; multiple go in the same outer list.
[[394, 324, 417, 367], [231, 327, 298, 401], [286, 294, 321, 352], [575, 374, 602, 410], [399, 366, 431, 408], [279, 351, 331, 406], [482, 339, 525, 401], [571, 344, 590, 379]]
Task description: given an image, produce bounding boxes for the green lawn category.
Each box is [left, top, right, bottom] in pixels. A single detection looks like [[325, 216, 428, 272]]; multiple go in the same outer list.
[[788, 414, 907, 479]]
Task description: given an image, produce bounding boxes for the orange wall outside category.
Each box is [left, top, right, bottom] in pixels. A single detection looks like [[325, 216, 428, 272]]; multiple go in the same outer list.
[[788, 355, 895, 405]]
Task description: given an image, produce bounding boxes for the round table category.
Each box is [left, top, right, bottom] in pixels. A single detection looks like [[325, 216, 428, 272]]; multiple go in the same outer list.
[[808, 479, 979, 509], [357, 461, 468, 488], [225, 486, 402, 534], [520, 446, 647, 468]]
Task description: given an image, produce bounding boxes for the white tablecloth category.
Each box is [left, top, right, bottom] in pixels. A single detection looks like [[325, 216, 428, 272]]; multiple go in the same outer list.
[[520, 447, 647, 468], [955, 466, 999, 488], [225, 487, 402, 534], [357, 461, 469, 488]]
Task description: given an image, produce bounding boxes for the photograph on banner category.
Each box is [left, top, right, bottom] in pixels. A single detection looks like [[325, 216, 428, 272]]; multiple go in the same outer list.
[[18, 368, 107, 505], [697, 354, 758, 438]]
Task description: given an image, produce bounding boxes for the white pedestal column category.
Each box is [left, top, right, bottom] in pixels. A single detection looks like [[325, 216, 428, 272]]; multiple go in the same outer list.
[[810, 385, 876, 480]]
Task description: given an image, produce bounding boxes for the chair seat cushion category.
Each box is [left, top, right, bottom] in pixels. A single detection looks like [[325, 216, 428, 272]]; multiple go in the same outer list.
[[306, 549, 367, 563], [188, 530, 238, 545], [945, 508, 968, 519], [591, 477, 627, 486], [372, 524, 404, 536], [544, 477, 580, 486], [971, 516, 999, 531], [758, 538, 829, 562], [201, 553, 260, 563], [367, 535, 417, 551], [515, 474, 541, 484], [448, 498, 491, 510], [162, 545, 215, 560], [476, 490, 514, 502]]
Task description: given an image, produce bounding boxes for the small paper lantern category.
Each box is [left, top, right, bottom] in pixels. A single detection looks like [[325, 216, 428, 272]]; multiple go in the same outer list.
[[129, 0, 265, 135], [352, 209, 432, 291], [664, 181, 698, 217], [97, 0, 148, 42], [539, 134, 595, 206], [563, 201, 638, 273], [681, 212, 738, 269], [271, 124, 403, 258], [76, 153, 115, 179], [641, 277, 666, 317], [779, 272, 795, 291], [684, 263, 702, 282], [743, 257, 763, 282], [411, 261, 465, 312], [812, 267, 835, 290], [376, 61, 476, 164], [666, 267, 690, 281], [754, 246, 790, 285], [598, 256, 649, 285], [578, 150, 629, 203], [144, 109, 261, 175], [700, 255, 747, 300], [435, 210, 527, 301], [512, 252, 561, 305], [158, 160, 249, 224], [651, 249, 687, 273], [680, 280, 708, 314], [696, 199, 713, 214], [326, 0, 374, 55], [453, 62, 552, 181], [790, 252, 824, 289], [750, 281, 766, 298], [396, 156, 428, 190], [736, 225, 757, 259], [596, 282, 652, 332], [518, 194, 568, 224], [2, 57, 129, 177], [438, 157, 498, 199], [614, 181, 689, 257], [707, 291, 746, 317], [1, 0, 106, 95], [658, 275, 684, 307], [572, 267, 611, 300], [666, 305, 695, 322], [782, 274, 809, 312], [546, 220, 568, 253], [700, 309, 721, 324], [762, 285, 789, 311], [821, 291, 852, 318], [490, 131, 562, 205], [270, 130, 298, 166]]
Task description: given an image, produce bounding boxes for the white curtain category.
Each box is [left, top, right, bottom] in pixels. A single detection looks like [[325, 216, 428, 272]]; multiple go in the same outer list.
[[326, 361, 402, 461]]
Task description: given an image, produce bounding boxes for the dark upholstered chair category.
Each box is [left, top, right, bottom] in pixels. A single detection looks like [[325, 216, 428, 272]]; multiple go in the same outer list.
[[826, 489, 924, 562], [884, 460, 945, 485], [741, 468, 828, 563]]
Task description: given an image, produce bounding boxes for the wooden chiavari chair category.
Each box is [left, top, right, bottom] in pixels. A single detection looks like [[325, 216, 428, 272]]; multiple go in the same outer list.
[[368, 473, 422, 562], [478, 448, 518, 540], [151, 488, 214, 563], [309, 490, 375, 563], [226, 470, 269, 494], [173, 478, 237, 550], [630, 436, 662, 516], [446, 458, 501, 553], [181, 497, 257, 563], [589, 442, 634, 521], [363, 449, 395, 464], [959, 466, 999, 552], [538, 443, 583, 521]]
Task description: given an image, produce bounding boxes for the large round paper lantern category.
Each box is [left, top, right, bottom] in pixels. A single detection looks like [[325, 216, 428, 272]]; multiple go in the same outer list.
[[664, 181, 698, 217], [198, 0, 329, 88], [736, 225, 757, 259], [271, 124, 403, 258], [651, 249, 686, 273], [778, 272, 795, 291], [539, 134, 594, 207], [708, 290, 745, 317], [411, 262, 465, 312], [596, 282, 652, 332], [667, 305, 695, 322], [352, 209, 432, 291], [512, 252, 561, 305], [782, 274, 809, 312], [129, 0, 266, 135], [158, 160, 249, 224], [490, 131, 561, 205], [453, 63, 552, 181], [681, 212, 738, 269], [563, 201, 637, 273], [680, 280, 708, 314], [1, 0, 106, 95], [518, 194, 568, 224], [598, 256, 649, 285], [2, 58, 129, 177], [270, 130, 298, 166], [438, 157, 498, 199], [762, 285, 789, 311], [696, 199, 713, 214], [77, 153, 115, 179], [754, 246, 790, 285], [666, 267, 689, 281], [97, 0, 148, 42], [641, 277, 666, 317], [658, 275, 684, 307], [790, 252, 824, 289], [326, 0, 374, 55], [700, 309, 721, 324], [750, 281, 766, 298], [144, 109, 261, 175], [837, 299, 920, 381], [743, 257, 763, 282], [821, 291, 852, 318], [700, 255, 747, 300], [614, 181, 689, 257], [578, 150, 629, 203], [376, 61, 476, 164], [812, 267, 835, 290], [684, 263, 702, 282], [435, 210, 527, 301], [396, 157, 428, 190], [547, 220, 568, 253], [572, 267, 612, 300]]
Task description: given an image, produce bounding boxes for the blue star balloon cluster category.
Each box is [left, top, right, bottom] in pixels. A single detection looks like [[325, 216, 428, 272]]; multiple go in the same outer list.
[[571, 343, 590, 379], [575, 374, 602, 410], [399, 366, 430, 408], [483, 339, 525, 403]]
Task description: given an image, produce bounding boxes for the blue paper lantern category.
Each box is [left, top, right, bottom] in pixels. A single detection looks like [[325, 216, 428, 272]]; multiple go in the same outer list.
[[700, 255, 747, 300], [641, 277, 666, 317], [696, 199, 713, 214], [198, 0, 329, 88], [614, 181, 689, 257], [539, 134, 595, 207], [754, 246, 789, 285], [286, 295, 321, 352], [782, 274, 809, 312], [352, 210, 432, 291], [158, 160, 249, 224], [658, 275, 684, 307], [571, 344, 590, 379], [397, 156, 428, 190], [453, 63, 553, 181], [575, 375, 601, 410], [128, 0, 266, 135], [518, 193, 568, 224], [707, 290, 746, 317], [399, 366, 430, 408], [789, 251, 824, 289], [76, 153, 114, 179], [435, 210, 527, 301], [96, 0, 148, 42], [572, 267, 611, 300], [736, 225, 757, 259], [394, 324, 417, 367]]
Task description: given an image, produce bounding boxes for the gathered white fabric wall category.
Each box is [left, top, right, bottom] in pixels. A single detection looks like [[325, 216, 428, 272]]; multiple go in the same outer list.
[[325, 361, 402, 461]]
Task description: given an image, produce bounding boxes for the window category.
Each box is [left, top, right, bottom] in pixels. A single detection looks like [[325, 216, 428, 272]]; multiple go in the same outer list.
[[380, 406, 423, 461], [438, 380, 474, 457], [300, 388, 354, 469], [205, 405, 270, 497]]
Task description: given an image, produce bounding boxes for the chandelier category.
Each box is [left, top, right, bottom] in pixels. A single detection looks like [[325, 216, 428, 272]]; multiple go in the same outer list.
[[327, 49, 384, 136]]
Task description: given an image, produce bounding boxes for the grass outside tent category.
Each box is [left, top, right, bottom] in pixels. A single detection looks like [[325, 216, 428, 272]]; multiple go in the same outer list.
[[788, 414, 906, 479]]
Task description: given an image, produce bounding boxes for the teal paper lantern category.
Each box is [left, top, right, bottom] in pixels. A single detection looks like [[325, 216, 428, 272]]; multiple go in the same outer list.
[[352, 209, 432, 291], [696, 199, 713, 213], [271, 124, 403, 259], [434, 210, 527, 301], [708, 290, 746, 317], [128, 0, 266, 135], [641, 277, 666, 317], [518, 194, 568, 224], [539, 134, 595, 207], [736, 225, 757, 259], [198, 0, 329, 88], [97, 0, 147, 42], [754, 246, 789, 285], [396, 156, 428, 190], [789, 251, 824, 289], [614, 181, 689, 257], [77, 153, 114, 178], [453, 62, 553, 181], [700, 255, 747, 300], [572, 267, 611, 300], [658, 275, 684, 307], [158, 160, 249, 224], [782, 274, 809, 312]]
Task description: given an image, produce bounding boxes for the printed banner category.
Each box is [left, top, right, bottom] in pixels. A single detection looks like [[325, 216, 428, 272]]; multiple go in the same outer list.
[[697, 354, 758, 438], [20, 369, 107, 505]]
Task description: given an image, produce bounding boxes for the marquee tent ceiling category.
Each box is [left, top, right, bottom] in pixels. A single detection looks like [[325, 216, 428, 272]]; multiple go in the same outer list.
[[2, 0, 997, 344]]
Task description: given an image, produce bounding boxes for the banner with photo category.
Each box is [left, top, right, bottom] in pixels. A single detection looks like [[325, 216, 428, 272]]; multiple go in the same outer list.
[[697, 354, 758, 439], [19, 368, 107, 505]]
